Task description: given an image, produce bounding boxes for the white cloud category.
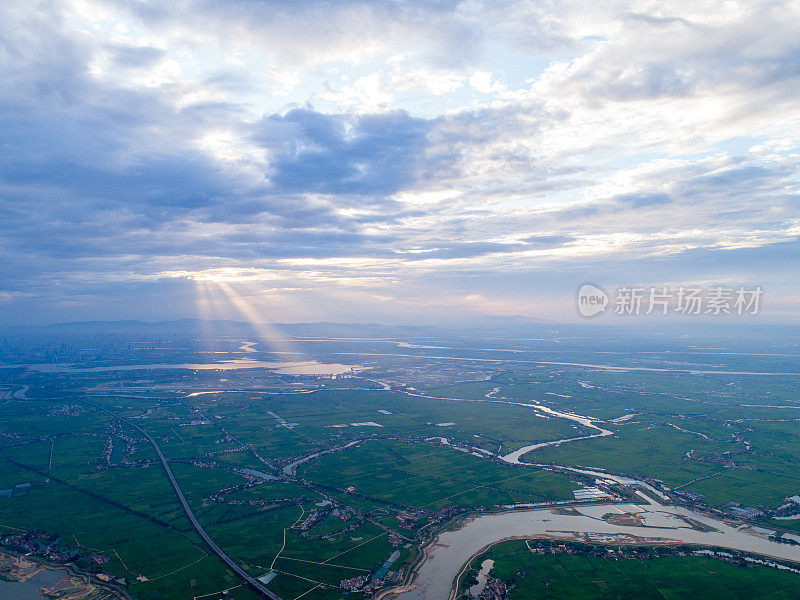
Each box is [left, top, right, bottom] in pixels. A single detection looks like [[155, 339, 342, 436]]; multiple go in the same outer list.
[[2, 0, 800, 324]]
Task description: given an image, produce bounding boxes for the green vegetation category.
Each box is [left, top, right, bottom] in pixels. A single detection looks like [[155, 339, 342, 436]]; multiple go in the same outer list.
[[1, 330, 799, 599], [458, 540, 800, 599], [302, 439, 577, 509]]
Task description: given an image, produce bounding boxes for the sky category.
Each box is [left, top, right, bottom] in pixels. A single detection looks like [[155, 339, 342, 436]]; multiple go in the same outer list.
[[1, 0, 799, 326]]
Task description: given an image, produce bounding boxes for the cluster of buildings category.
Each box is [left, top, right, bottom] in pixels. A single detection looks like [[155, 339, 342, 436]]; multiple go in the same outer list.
[[98, 435, 118, 469], [0, 530, 125, 585], [340, 575, 369, 591], [296, 506, 365, 540], [387, 532, 404, 546], [573, 486, 612, 501], [1, 531, 59, 557], [205, 472, 306, 508], [46, 404, 84, 417], [389, 505, 464, 538], [339, 574, 389, 593], [726, 501, 765, 520], [102, 421, 142, 467], [670, 489, 706, 505], [396, 509, 428, 526], [319, 519, 362, 541], [775, 494, 800, 517], [298, 509, 323, 532]]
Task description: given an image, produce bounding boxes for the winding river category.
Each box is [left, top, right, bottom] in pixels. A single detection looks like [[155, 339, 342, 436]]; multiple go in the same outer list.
[[389, 391, 798, 599], [390, 501, 800, 599], [499, 405, 613, 463]]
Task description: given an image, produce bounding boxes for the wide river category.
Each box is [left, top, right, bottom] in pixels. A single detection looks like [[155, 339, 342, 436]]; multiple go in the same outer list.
[[391, 500, 800, 600], [1, 358, 357, 376]]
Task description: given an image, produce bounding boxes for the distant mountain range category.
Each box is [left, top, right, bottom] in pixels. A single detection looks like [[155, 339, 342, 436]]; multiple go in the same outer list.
[[0, 317, 794, 340], [0, 316, 558, 338], [0, 318, 433, 338]]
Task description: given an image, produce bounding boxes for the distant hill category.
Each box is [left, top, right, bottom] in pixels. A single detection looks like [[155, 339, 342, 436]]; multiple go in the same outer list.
[[0, 319, 437, 339], [1, 317, 795, 342]]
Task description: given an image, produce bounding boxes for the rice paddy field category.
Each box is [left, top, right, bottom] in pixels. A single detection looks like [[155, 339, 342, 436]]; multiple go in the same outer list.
[[1, 328, 799, 599], [458, 540, 800, 600]]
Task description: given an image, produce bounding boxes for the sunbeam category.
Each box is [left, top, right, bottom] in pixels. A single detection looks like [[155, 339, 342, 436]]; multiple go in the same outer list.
[[212, 280, 301, 357]]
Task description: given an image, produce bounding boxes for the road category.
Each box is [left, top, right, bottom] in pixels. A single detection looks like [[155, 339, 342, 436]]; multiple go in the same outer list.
[[112, 412, 283, 600]]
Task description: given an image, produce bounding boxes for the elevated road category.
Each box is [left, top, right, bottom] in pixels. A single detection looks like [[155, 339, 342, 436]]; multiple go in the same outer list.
[[112, 412, 282, 599]]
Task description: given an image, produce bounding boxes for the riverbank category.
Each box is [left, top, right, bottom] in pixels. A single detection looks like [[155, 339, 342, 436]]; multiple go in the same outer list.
[[382, 501, 800, 600], [0, 548, 131, 600], [452, 539, 800, 600]]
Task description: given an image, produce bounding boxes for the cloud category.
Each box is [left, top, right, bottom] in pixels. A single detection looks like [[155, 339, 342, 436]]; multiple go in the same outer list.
[[521, 235, 575, 247], [106, 44, 166, 69], [256, 109, 433, 195], [0, 0, 799, 324], [614, 193, 673, 209]]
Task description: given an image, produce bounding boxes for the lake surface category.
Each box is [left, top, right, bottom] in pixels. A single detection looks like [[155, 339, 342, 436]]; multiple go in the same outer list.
[[4, 359, 358, 376], [466, 558, 494, 598], [393, 502, 800, 600], [0, 568, 67, 600]]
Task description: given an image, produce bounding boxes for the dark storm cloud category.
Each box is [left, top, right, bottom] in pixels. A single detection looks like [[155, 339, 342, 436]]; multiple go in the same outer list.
[[256, 109, 432, 195]]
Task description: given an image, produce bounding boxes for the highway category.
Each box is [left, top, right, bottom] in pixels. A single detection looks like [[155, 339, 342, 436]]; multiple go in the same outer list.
[[113, 413, 283, 600]]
